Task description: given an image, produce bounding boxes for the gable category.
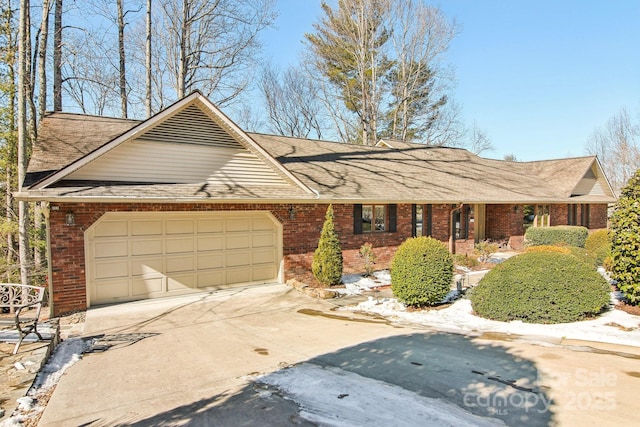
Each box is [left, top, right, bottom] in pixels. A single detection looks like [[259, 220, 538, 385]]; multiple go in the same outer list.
[[33, 93, 311, 193], [65, 104, 288, 186], [571, 161, 615, 198]]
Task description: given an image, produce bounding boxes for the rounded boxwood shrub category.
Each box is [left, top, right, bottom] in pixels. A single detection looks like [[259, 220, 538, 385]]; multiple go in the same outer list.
[[470, 252, 610, 324], [524, 225, 589, 248], [391, 237, 453, 307]]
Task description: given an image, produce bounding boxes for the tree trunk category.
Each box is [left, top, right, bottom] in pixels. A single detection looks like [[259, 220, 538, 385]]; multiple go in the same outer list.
[[53, 0, 62, 111], [37, 0, 51, 122], [177, 0, 188, 98], [117, 0, 127, 118], [18, 0, 32, 286], [145, 0, 152, 117]]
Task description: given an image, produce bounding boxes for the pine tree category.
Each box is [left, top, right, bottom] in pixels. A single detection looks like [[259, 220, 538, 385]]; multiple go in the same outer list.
[[611, 169, 640, 304], [312, 204, 343, 286]]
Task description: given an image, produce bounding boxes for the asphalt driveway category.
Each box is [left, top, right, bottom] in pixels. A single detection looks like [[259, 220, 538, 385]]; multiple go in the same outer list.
[[38, 284, 640, 426]]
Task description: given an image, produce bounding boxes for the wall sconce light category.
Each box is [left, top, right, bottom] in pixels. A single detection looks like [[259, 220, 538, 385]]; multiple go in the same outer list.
[[513, 205, 520, 213], [288, 205, 296, 220], [65, 211, 75, 226]]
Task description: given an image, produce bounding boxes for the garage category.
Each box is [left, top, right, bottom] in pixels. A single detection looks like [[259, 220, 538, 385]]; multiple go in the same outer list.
[[85, 211, 282, 306]]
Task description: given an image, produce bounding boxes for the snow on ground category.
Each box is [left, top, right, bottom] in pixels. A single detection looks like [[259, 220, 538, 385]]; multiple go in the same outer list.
[[260, 363, 504, 427], [0, 338, 91, 426], [337, 269, 640, 348]]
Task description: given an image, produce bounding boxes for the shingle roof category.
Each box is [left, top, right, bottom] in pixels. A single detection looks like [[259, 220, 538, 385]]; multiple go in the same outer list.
[[22, 111, 616, 204]]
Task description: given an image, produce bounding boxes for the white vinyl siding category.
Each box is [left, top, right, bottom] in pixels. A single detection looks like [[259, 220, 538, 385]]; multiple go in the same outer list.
[[572, 165, 610, 197], [66, 140, 288, 186], [65, 103, 290, 186], [85, 211, 282, 306]]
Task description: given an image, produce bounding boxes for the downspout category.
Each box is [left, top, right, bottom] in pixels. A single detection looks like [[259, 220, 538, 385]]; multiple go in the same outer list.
[[43, 202, 54, 318], [449, 203, 464, 254]]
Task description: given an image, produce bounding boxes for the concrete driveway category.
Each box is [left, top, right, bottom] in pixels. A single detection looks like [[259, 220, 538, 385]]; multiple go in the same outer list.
[[39, 284, 640, 426]]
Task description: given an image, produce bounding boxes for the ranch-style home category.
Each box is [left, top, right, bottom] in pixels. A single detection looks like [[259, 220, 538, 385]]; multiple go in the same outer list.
[[17, 92, 617, 316]]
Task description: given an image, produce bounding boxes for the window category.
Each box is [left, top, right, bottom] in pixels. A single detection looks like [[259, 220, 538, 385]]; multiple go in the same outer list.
[[453, 205, 472, 239], [354, 204, 397, 234], [412, 204, 432, 237]]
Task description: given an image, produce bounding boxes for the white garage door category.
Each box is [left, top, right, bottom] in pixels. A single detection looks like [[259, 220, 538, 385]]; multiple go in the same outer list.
[[85, 211, 282, 306]]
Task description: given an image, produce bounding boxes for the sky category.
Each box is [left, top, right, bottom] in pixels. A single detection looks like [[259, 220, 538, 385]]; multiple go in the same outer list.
[[260, 0, 640, 161]]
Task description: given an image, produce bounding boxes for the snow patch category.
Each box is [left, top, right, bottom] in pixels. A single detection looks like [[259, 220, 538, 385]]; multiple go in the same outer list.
[[260, 363, 505, 427]]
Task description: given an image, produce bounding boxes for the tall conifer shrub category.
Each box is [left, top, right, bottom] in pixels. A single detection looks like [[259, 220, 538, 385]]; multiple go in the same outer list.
[[312, 205, 343, 286]]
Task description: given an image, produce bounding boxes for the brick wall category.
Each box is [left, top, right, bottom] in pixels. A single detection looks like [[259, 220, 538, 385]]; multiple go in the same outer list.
[[47, 201, 611, 315], [485, 204, 523, 239]]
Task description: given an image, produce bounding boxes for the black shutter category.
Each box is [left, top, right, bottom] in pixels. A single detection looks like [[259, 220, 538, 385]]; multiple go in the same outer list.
[[388, 204, 397, 232], [411, 204, 417, 237], [426, 204, 433, 237], [354, 204, 363, 234]]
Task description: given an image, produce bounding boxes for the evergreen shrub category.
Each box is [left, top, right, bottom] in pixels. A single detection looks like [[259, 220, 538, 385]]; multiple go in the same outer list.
[[391, 237, 453, 307], [470, 252, 610, 324], [312, 205, 343, 286], [611, 170, 640, 304], [585, 229, 612, 267], [524, 225, 589, 248]]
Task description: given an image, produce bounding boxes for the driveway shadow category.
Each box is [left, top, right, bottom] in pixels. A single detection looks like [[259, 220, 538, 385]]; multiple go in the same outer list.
[[104, 332, 553, 427]]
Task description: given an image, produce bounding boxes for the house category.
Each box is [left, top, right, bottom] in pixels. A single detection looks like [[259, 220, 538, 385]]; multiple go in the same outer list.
[[17, 92, 617, 316]]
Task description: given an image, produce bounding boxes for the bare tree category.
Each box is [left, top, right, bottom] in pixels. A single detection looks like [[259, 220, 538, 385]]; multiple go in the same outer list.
[[467, 121, 494, 155], [145, 0, 151, 116], [53, 0, 62, 111], [155, 0, 275, 104], [259, 64, 324, 139], [36, 0, 51, 122], [17, 0, 31, 285], [63, 30, 119, 115], [586, 107, 640, 192]]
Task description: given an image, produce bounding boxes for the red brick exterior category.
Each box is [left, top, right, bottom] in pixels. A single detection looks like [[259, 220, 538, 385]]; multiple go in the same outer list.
[[47, 201, 611, 315]]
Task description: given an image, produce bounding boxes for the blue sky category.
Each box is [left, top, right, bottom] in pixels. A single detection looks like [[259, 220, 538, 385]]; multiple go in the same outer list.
[[260, 0, 640, 161]]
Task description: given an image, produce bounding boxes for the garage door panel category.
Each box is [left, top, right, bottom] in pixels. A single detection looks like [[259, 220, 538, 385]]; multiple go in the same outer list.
[[197, 236, 223, 251], [94, 260, 129, 280], [132, 220, 162, 236], [226, 235, 250, 250], [94, 240, 128, 258], [197, 219, 223, 233], [226, 268, 251, 284], [131, 239, 163, 256], [253, 265, 277, 281], [88, 211, 280, 306], [252, 233, 275, 248], [197, 253, 223, 269], [94, 221, 128, 237], [197, 271, 225, 287], [166, 219, 194, 235], [253, 217, 275, 231], [94, 280, 130, 301], [253, 248, 276, 265], [168, 273, 195, 290], [131, 258, 164, 276], [226, 251, 250, 267], [132, 277, 163, 296], [166, 255, 195, 273], [166, 237, 194, 254], [226, 218, 250, 232]]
